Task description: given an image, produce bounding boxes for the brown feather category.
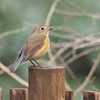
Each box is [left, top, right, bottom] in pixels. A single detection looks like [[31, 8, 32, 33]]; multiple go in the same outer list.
[[19, 34, 46, 62]]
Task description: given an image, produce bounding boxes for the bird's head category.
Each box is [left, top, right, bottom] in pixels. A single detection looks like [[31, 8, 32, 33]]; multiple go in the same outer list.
[[34, 25, 53, 36]]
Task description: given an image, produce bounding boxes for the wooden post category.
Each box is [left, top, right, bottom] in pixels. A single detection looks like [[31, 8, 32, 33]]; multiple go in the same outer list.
[[83, 90, 100, 100], [10, 88, 28, 100], [65, 91, 74, 100], [28, 66, 65, 100], [0, 88, 2, 100]]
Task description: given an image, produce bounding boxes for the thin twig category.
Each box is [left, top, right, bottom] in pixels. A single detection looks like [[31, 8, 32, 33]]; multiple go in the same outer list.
[[45, 0, 60, 65], [45, 0, 60, 26], [47, 43, 72, 65], [65, 81, 72, 90], [90, 84, 100, 91], [53, 26, 79, 34], [74, 53, 100, 95], [0, 26, 28, 39], [55, 9, 100, 20], [0, 62, 28, 87], [52, 48, 81, 86], [66, 46, 100, 65]]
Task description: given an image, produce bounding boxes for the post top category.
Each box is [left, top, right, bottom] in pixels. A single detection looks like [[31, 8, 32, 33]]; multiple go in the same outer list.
[[29, 66, 65, 70]]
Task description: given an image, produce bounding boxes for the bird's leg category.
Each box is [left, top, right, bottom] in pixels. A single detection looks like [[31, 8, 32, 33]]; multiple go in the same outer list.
[[33, 59, 41, 67], [29, 60, 36, 67]]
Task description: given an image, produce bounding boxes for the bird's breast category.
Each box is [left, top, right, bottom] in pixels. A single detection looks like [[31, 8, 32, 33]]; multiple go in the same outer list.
[[32, 37, 50, 60]]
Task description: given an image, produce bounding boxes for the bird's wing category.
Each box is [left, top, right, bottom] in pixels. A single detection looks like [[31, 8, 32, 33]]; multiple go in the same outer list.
[[18, 34, 46, 61]]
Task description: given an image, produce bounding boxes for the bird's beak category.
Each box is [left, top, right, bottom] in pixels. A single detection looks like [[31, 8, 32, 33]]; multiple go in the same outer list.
[[48, 27, 53, 30]]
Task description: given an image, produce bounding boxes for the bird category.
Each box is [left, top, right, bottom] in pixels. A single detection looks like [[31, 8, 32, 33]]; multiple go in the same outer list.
[[10, 25, 53, 73]]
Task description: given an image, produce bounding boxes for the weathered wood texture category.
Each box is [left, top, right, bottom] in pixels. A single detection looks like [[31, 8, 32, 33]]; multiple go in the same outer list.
[[0, 88, 2, 100], [83, 90, 100, 100], [65, 91, 74, 100], [10, 88, 28, 100], [29, 66, 65, 100]]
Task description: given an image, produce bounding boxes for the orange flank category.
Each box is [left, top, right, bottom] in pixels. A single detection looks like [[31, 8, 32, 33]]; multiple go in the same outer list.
[[32, 36, 50, 60]]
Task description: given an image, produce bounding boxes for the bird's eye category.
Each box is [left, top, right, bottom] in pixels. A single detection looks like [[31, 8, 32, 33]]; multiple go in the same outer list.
[[40, 27, 44, 30]]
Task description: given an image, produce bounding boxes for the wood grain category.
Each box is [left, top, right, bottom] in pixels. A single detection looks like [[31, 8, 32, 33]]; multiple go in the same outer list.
[[28, 66, 65, 100], [0, 88, 2, 100], [65, 91, 74, 100], [83, 90, 100, 100], [10, 88, 28, 100]]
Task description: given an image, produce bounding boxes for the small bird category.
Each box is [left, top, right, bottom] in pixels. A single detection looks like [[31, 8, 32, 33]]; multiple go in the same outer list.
[[10, 25, 53, 73]]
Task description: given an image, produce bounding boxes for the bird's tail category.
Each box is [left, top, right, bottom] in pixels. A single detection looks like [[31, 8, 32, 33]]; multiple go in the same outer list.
[[10, 51, 25, 73]]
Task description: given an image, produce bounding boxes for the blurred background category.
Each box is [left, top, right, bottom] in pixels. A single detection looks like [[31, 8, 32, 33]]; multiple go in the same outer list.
[[0, 0, 100, 99]]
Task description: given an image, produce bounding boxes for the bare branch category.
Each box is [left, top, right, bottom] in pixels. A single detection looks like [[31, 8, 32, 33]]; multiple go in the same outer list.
[[45, 0, 60, 26], [0, 62, 28, 87], [0, 26, 28, 39], [52, 48, 81, 86], [74, 53, 100, 95], [66, 46, 100, 65], [45, 0, 60, 65]]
